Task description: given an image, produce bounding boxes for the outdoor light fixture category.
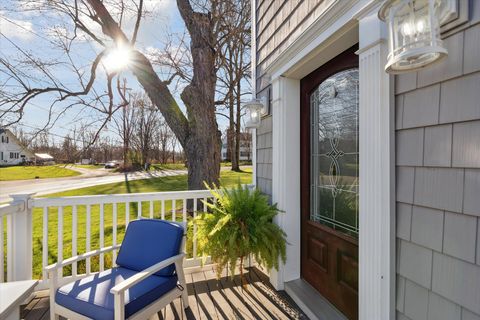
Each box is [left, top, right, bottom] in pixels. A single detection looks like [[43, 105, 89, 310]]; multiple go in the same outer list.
[[244, 97, 266, 128], [379, 0, 449, 74], [103, 43, 132, 73]]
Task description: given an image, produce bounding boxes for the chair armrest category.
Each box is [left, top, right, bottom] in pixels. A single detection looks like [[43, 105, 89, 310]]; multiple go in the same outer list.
[[45, 245, 121, 273], [110, 253, 185, 295]]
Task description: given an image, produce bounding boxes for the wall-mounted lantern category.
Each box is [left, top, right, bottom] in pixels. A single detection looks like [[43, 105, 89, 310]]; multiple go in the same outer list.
[[244, 97, 267, 128], [379, 0, 450, 74]]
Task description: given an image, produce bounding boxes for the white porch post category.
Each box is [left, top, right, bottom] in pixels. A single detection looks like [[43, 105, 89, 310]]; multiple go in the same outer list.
[[357, 10, 396, 320], [270, 76, 301, 290], [251, 127, 257, 186], [7, 193, 35, 281]]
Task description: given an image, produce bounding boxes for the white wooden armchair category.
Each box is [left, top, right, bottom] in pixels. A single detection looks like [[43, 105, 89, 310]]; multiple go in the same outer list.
[[46, 219, 189, 320]]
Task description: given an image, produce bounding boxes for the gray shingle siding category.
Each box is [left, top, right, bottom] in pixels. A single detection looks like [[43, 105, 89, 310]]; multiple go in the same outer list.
[[396, 20, 480, 320], [256, 115, 272, 198], [255, 0, 335, 93]]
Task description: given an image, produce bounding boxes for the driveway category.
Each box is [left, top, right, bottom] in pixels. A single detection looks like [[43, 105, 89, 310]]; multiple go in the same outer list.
[[0, 168, 187, 202]]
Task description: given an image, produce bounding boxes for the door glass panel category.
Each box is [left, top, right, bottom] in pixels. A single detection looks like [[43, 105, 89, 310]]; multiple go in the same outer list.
[[310, 68, 359, 238]]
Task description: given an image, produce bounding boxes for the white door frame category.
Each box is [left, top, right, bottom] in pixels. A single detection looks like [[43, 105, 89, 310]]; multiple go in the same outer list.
[[266, 2, 395, 320]]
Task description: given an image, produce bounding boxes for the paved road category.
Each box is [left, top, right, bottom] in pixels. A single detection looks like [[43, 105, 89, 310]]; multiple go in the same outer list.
[[0, 168, 187, 202]]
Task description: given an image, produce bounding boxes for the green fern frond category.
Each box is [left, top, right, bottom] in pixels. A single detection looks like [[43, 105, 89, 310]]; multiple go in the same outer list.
[[191, 183, 287, 280]]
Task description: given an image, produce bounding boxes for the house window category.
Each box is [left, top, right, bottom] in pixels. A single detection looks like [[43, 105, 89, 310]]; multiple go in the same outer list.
[[0, 152, 3, 160]]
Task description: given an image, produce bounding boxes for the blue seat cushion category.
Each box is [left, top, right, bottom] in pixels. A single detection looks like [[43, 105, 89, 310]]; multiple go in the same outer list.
[[116, 219, 184, 276], [55, 267, 178, 320]]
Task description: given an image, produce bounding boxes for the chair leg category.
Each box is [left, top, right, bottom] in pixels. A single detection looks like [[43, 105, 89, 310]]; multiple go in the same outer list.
[[49, 272, 59, 320], [175, 261, 189, 309], [181, 289, 189, 309]]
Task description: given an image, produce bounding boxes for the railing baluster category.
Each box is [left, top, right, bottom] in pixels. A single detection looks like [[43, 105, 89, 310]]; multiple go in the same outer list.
[[182, 199, 187, 224], [203, 197, 208, 212], [72, 205, 77, 277], [57, 206, 63, 279], [42, 207, 48, 281], [113, 203, 117, 264], [137, 201, 142, 218], [161, 200, 165, 220], [86, 205, 91, 275], [0, 216, 4, 283], [99, 203, 104, 272], [172, 199, 176, 221], [125, 202, 130, 227], [6, 214, 12, 282], [193, 198, 198, 260], [149, 201, 154, 219]]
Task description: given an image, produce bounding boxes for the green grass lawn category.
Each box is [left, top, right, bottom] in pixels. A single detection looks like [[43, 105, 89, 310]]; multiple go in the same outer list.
[[72, 164, 105, 169], [152, 161, 252, 171], [0, 165, 81, 181], [29, 169, 252, 279], [151, 163, 187, 171]]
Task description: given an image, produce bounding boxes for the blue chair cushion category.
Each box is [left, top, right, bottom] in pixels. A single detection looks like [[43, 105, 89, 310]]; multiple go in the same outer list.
[[55, 267, 178, 320], [116, 219, 184, 276]]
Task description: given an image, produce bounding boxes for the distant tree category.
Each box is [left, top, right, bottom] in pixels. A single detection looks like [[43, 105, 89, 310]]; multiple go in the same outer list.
[[61, 135, 77, 163], [0, 0, 239, 189], [130, 94, 159, 167], [215, 0, 251, 171]]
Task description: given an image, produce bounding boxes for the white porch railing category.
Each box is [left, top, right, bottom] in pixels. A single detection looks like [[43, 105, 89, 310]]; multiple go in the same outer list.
[[0, 190, 214, 290]]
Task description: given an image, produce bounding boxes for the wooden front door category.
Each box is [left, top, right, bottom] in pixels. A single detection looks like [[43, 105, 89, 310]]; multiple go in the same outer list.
[[300, 46, 359, 320]]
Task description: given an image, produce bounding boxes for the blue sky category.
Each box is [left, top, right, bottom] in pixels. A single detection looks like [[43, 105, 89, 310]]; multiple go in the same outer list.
[[0, 0, 233, 143]]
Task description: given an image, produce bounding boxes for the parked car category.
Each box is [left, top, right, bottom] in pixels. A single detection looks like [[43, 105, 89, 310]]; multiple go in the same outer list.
[[104, 161, 119, 169]]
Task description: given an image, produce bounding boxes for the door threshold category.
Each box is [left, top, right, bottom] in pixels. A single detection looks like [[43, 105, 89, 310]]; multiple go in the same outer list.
[[285, 279, 348, 320]]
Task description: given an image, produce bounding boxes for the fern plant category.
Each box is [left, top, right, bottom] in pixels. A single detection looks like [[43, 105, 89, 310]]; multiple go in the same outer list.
[[193, 184, 287, 284]]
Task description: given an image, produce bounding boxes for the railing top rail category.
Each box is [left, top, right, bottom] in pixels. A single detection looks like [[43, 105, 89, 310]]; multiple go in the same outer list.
[[32, 189, 213, 207], [0, 201, 24, 218]]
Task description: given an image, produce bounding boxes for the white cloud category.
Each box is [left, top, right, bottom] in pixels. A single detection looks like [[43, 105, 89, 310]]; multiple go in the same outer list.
[[0, 12, 34, 40]]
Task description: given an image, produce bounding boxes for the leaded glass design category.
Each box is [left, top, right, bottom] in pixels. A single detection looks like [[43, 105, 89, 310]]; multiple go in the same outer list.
[[310, 68, 359, 237]]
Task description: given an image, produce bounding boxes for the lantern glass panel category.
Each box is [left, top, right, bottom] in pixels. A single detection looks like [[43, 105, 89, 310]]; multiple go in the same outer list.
[[245, 101, 263, 128]]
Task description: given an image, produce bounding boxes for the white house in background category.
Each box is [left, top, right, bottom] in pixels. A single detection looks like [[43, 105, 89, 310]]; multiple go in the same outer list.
[[221, 132, 252, 161], [252, 0, 480, 319], [0, 128, 34, 166]]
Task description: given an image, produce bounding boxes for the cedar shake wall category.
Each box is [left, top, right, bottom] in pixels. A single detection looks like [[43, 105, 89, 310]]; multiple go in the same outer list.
[[255, 0, 334, 197], [395, 15, 480, 320]]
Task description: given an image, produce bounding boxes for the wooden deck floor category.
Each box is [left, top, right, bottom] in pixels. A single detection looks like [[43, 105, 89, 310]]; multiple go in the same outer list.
[[21, 267, 308, 320]]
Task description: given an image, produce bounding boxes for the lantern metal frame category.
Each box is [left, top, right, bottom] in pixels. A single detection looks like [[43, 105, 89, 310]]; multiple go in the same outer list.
[[379, 0, 451, 74]]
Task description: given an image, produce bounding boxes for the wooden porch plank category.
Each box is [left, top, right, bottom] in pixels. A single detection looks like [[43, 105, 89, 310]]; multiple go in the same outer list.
[[250, 267, 306, 319], [185, 272, 207, 320], [230, 271, 271, 319], [24, 297, 49, 320], [191, 270, 218, 320], [185, 274, 205, 319], [20, 297, 40, 319], [218, 268, 259, 319], [237, 269, 291, 320], [203, 267, 240, 320]]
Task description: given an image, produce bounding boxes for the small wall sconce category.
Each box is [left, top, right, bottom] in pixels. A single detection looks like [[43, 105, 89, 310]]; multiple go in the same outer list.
[[244, 97, 267, 128], [379, 0, 450, 74]]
